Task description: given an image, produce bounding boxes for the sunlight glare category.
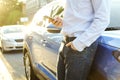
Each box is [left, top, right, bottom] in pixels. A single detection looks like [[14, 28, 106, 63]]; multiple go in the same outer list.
[[0, 59, 13, 80], [18, 0, 26, 3]]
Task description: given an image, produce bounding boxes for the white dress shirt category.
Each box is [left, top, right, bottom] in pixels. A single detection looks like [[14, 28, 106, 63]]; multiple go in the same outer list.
[[61, 0, 111, 52]]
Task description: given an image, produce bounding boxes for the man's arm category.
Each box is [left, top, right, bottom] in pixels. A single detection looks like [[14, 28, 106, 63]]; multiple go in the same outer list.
[[72, 0, 111, 52]]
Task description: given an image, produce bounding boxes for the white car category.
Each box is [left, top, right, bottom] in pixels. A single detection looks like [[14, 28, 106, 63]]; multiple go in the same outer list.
[[0, 25, 25, 53]]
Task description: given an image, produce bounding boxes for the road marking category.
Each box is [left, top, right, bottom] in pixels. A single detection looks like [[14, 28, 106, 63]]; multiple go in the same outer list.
[[0, 58, 13, 80]]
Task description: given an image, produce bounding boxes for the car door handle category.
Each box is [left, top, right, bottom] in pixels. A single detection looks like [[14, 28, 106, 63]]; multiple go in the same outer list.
[[112, 49, 120, 62], [41, 40, 47, 44]]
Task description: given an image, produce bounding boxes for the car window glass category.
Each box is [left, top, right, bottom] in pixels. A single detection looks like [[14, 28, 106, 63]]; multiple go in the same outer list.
[[3, 27, 23, 34], [109, 0, 120, 27], [31, 0, 64, 27]]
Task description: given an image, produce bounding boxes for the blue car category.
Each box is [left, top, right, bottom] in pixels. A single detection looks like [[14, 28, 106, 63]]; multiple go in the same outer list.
[[23, 0, 120, 80]]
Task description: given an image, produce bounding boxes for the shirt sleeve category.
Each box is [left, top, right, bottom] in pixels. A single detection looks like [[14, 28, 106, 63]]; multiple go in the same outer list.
[[72, 0, 111, 52]]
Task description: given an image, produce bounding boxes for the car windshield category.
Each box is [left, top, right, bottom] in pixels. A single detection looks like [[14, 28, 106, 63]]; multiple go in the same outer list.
[[3, 27, 23, 34]]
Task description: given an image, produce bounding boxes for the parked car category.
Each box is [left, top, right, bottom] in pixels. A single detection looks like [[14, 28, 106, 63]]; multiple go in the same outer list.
[[0, 25, 25, 53], [23, 0, 120, 80]]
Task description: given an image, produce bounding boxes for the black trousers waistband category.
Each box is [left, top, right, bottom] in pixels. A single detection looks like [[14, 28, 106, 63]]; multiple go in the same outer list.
[[64, 36, 76, 43]]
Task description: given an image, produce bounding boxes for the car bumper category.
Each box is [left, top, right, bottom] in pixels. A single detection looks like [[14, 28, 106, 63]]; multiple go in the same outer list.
[[3, 42, 23, 51]]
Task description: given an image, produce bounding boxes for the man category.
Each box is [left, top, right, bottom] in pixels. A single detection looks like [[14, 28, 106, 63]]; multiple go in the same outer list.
[[50, 0, 111, 80]]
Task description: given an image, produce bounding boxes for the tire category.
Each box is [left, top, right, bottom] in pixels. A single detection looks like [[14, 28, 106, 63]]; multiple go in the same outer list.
[[24, 51, 39, 80], [1, 47, 5, 53], [1, 43, 6, 53]]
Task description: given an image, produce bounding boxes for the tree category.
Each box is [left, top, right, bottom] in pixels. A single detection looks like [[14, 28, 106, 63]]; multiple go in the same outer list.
[[0, 0, 23, 26], [6, 10, 22, 25]]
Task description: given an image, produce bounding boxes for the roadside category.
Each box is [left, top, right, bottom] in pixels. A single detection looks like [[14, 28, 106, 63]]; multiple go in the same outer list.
[[0, 52, 13, 80]]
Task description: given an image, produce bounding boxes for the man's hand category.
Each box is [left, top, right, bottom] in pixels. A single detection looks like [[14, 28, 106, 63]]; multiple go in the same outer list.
[[50, 17, 63, 27], [66, 42, 77, 51]]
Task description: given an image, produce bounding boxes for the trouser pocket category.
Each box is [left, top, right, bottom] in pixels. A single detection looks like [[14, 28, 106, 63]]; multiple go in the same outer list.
[[63, 46, 71, 58]]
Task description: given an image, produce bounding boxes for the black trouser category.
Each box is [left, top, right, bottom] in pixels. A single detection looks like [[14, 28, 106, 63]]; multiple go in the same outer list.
[[57, 37, 98, 80]]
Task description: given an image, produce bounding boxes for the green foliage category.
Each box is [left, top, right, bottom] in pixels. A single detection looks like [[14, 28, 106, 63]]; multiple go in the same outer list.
[[0, 0, 23, 26], [6, 10, 22, 25], [50, 5, 64, 18]]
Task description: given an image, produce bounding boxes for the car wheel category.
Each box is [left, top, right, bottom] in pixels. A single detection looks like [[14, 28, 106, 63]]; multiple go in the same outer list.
[[24, 51, 39, 80], [1, 48, 5, 53], [1, 43, 6, 53]]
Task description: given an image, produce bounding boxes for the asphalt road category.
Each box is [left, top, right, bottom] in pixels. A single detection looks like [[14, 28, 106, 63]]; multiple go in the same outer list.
[[0, 50, 27, 80]]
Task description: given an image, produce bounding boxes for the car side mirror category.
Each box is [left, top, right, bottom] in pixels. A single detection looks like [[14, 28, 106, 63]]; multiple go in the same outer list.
[[47, 24, 61, 33]]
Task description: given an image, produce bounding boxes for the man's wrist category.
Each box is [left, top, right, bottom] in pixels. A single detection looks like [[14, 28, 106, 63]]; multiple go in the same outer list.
[[72, 39, 86, 52]]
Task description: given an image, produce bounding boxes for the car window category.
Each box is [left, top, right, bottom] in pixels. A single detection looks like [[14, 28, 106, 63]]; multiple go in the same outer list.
[[50, 4, 64, 18], [3, 27, 23, 34], [31, 0, 64, 27], [109, 0, 120, 27], [32, 0, 120, 31], [1, 25, 25, 34]]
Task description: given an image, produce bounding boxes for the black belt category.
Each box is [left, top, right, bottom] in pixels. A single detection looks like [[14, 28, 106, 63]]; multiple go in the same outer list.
[[64, 36, 76, 43]]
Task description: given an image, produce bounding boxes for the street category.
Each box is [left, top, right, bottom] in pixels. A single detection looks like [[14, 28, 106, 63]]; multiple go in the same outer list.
[[0, 50, 26, 80]]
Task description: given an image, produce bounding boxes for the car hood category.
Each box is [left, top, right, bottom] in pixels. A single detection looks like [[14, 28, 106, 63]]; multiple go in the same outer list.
[[3, 33, 24, 39], [99, 30, 120, 48]]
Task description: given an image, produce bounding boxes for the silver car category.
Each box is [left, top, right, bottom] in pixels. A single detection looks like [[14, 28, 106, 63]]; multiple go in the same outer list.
[[0, 25, 25, 53]]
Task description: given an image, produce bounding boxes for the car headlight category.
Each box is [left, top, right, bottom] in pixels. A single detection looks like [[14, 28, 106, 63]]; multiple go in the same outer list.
[[2, 37, 13, 42]]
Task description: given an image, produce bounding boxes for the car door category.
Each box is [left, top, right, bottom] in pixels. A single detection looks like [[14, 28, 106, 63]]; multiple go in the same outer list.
[[41, 31, 63, 73], [88, 31, 120, 80], [30, 25, 62, 74]]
